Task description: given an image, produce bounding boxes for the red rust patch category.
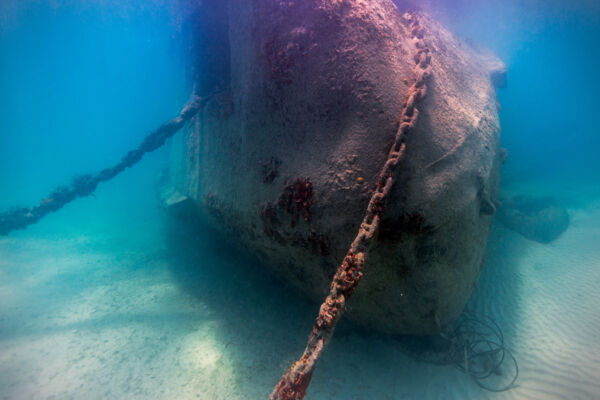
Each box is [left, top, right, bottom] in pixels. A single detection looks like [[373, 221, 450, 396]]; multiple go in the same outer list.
[[278, 177, 313, 227]]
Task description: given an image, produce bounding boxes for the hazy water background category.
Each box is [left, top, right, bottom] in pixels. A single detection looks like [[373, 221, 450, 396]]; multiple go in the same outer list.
[[2, 0, 599, 209], [1, 1, 599, 399], [0, 1, 189, 239], [417, 0, 600, 185]]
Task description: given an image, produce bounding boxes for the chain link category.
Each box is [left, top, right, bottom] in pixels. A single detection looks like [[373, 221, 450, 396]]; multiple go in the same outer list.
[[270, 12, 432, 400]]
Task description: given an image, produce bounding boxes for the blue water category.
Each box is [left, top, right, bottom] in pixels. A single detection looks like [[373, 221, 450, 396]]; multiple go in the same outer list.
[[420, 0, 600, 184], [0, 2, 189, 238], [1, 1, 599, 399]]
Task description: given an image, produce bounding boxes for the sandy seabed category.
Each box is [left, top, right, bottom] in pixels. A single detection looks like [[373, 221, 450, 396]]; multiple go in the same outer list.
[[1, 181, 599, 400]]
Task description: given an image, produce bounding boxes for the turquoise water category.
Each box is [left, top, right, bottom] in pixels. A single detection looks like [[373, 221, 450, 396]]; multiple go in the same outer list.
[[421, 0, 600, 184], [1, 1, 599, 399]]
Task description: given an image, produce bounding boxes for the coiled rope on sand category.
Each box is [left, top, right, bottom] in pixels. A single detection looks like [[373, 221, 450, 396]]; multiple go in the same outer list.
[[408, 312, 519, 393]]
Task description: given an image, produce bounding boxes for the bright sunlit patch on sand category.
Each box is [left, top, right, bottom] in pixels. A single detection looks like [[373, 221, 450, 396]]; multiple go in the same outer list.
[[182, 327, 224, 370]]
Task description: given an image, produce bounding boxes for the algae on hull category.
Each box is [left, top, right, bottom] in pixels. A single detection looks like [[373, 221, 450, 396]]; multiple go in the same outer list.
[[166, 0, 505, 335]]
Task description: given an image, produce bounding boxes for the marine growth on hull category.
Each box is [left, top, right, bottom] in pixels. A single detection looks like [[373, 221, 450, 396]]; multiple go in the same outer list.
[[166, 0, 505, 335], [160, 0, 513, 396]]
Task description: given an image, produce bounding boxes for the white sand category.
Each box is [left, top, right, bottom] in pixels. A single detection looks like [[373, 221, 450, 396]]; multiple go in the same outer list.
[[1, 183, 599, 399]]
